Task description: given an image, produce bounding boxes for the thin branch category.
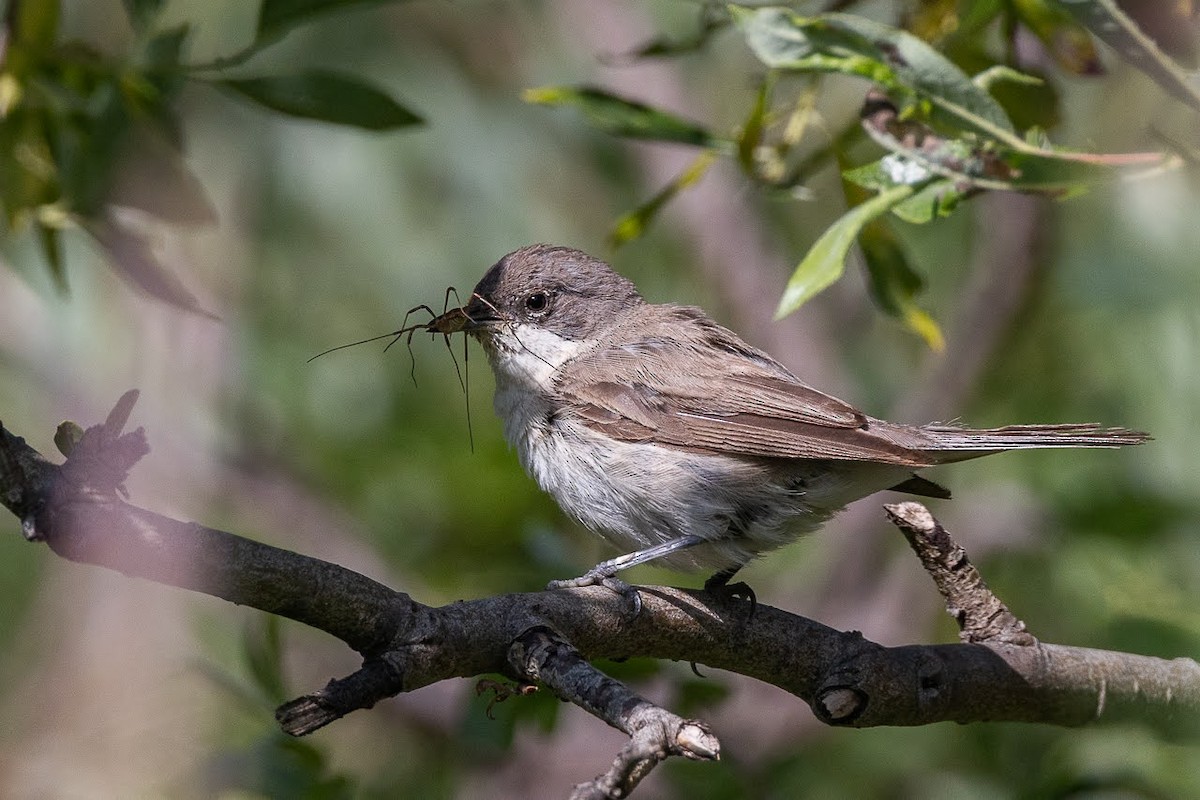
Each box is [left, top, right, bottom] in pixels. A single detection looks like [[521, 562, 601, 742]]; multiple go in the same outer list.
[[885, 501, 1035, 645], [510, 626, 719, 799], [276, 658, 407, 735]]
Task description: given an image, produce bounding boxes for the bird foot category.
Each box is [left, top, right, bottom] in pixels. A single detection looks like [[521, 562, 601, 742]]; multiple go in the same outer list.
[[547, 571, 642, 618], [704, 578, 757, 618]]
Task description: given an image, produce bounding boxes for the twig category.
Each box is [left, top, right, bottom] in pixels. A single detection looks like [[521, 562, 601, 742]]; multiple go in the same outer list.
[[885, 501, 1035, 645]]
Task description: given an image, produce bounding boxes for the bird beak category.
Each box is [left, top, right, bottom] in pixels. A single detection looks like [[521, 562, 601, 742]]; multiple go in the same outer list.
[[427, 295, 499, 336]]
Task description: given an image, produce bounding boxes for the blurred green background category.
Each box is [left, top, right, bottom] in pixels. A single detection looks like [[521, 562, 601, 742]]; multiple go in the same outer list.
[[0, 1, 1197, 797]]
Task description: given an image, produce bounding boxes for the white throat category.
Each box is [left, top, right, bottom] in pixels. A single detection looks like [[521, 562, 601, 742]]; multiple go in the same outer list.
[[481, 322, 590, 451], [481, 321, 590, 392]]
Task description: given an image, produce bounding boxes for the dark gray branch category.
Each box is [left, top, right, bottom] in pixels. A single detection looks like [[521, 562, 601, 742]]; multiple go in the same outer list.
[[2, 397, 1198, 797], [276, 657, 407, 735]]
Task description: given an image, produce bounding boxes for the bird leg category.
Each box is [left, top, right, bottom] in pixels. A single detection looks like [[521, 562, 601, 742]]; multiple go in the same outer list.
[[547, 535, 709, 617]]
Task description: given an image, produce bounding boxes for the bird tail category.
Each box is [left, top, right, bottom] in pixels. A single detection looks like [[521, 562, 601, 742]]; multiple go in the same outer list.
[[923, 423, 1150, 464]]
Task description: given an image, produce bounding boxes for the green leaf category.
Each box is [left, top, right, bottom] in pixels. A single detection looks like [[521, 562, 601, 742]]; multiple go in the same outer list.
[[523, 85, 722, 147], [985, 67, 1062, 132], [675, 676, 731, 716], [256, 0, 405, 43], [732, 6, 1020, 144], [1052, 0, 1200, 113], [259, 736, 355, 799], [889, 178, 965, 224], [841, 158, 926, 192], [243, 616, 287, 704], [121, 0, 164, 31], [958, 0, 1006, 35], [858, 217, 944, 351], [840, 160, 943, 347], [35, 218, 68, 291], [844, 157, 966, 224], [0, 106, 59, 227], [972, 65, 1044, 92], [617, 13, 728, 60], [8, 0, 59, 52], [609, 150, 716, 248], [736, 78, 770, 174], [120, 29, 192, 147], [775, 183, 914, 319], [142, 24, 191, 70], [190, 2, 409, 72], [907, 0, 963, 43], [3, 0, 59, 78], [217, 71, 423, 130]]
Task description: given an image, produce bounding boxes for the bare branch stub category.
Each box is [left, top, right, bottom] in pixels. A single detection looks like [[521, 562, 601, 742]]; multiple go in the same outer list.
[[277, 657, 407, 735], [0, 423, 58, 537], [509, 625, 719, 799], [885, 501, 1036, 645]]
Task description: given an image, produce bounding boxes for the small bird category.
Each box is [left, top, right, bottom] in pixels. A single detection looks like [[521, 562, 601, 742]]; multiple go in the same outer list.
[[433, 244, 1147, 597]]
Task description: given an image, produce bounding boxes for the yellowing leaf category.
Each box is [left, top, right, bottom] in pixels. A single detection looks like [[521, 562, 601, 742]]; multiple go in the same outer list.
[[609, 151, 716, 248]]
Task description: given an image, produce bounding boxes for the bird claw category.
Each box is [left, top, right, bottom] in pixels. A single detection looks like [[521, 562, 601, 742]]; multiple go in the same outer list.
[[547, 571, 642, 619], [704, 578, 757, 619]]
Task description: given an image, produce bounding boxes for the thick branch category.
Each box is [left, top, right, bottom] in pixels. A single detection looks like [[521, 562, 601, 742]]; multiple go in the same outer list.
[[5, 411, 1196, 725], [2, 402, 1198, 796]]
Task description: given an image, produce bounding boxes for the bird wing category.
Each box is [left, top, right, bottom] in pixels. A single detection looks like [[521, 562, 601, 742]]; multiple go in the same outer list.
[[554, 309, 938, 467]]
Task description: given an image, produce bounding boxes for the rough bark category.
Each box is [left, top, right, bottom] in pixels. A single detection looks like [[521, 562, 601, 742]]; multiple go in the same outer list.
[[2, 394, 1196, 799]]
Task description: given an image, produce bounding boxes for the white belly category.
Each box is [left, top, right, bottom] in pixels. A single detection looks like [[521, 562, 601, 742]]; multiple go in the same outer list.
[[485, 335, 912, 574], [495, 384, 866, 572]]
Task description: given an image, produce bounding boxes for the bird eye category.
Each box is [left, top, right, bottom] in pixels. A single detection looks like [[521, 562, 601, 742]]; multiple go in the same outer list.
[[525, 291, 549, 312]]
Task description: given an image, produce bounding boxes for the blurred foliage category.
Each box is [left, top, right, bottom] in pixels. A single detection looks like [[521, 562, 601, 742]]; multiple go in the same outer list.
[[196, 619, 358, 799], [1, 0, 1199, 798], [0, 0, 420, 314], [527, 2, 1193, 348]]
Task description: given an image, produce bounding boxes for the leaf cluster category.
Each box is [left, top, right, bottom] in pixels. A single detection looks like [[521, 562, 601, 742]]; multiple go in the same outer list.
[[0, 0, 420, 313], [524, 1, 1197, 349]]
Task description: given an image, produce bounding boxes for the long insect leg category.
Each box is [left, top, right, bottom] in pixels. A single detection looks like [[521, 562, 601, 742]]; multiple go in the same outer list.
[[384, 304, 438, 385], [436, 286, 475, 450], [462, 327, 474, 451], [437, 289, 469, 395]]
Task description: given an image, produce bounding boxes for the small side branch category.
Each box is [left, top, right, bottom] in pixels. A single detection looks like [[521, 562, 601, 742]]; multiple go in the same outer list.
[[508, 626, 719, 799], [276, 657, 407, 736], [885, 501, 1035, 645]]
